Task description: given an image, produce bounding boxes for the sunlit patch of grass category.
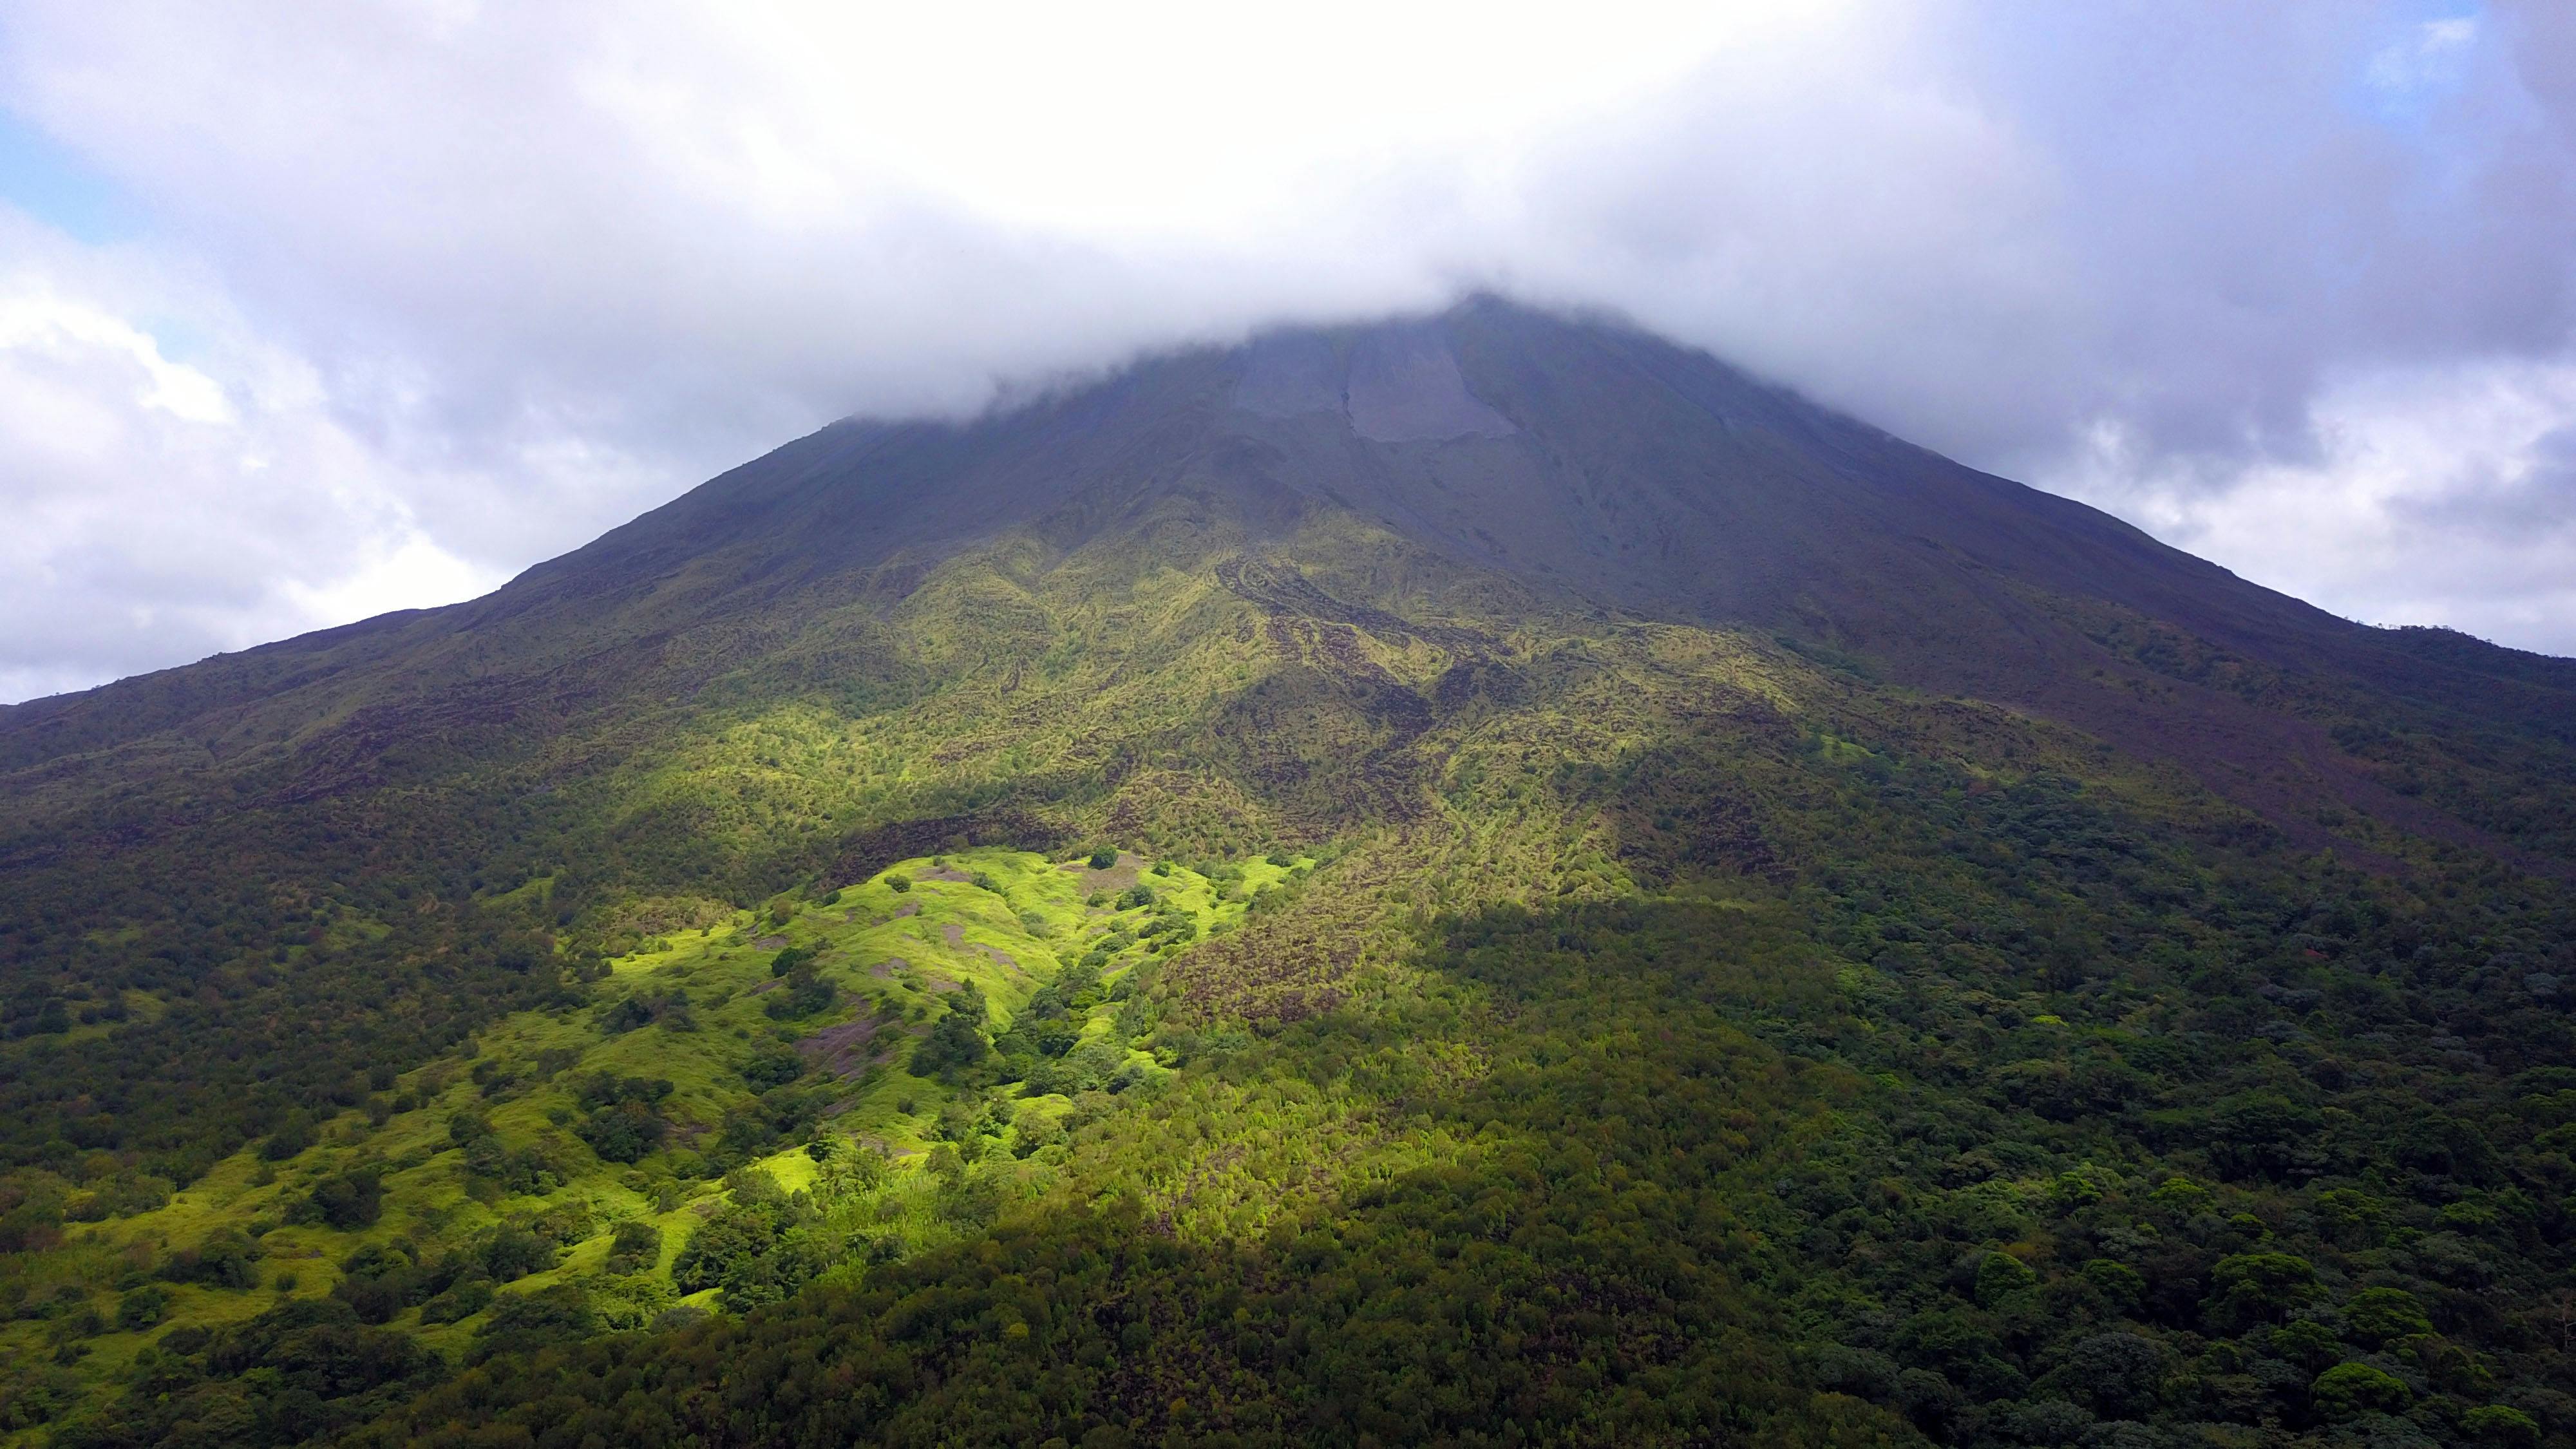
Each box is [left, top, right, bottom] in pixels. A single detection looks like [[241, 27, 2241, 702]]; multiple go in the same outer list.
[[0, 844, 1302, 1434]]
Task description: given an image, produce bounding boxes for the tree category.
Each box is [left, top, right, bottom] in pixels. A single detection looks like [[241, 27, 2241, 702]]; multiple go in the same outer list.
[[292, 1168, 384, 1230], [115, 1286, 169, 1332], [481, 1227, 558, 1282], [911, 986, 990, 1080], [605, 1219, 663, 1274], [2342, 1287, 2432, 1346], [2204, 1252, 2320, 1328], [2312, 1362, 2410, 1419], [469, 1285, 598, 1364], [2045, 1332, 2169, 1419], [763, 961, 835, 1020], [577, 1101, 668, 1162], [259, 1112, 317, 1161], [1973, 1252, 2038, 1309], [158, 1229, 263, 1289], [2463, 1405, 2542, 1445]]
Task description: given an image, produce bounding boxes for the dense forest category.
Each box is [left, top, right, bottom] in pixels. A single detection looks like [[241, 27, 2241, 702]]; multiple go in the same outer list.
[[3, 303, 2574, 1448]]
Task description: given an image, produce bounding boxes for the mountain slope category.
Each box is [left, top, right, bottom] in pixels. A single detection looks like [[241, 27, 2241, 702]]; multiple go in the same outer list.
[[10, 298, 2568, 861], [1, 299, 2573, 1448]]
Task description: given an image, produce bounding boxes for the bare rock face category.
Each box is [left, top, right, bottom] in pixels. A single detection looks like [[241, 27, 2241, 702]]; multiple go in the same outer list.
[[1231, 331, 1340, 419], [1342, 324, 1516, 442], [1233, 321, 1514, 442]]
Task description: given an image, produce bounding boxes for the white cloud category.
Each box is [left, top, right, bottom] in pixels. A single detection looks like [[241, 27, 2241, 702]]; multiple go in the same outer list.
[[2367, 15, 2479, 100], [0, 0, 2570, 698], [0, 290, 230, 423], [2047, 359, 2576, 652], [0, 220, 507, 701]]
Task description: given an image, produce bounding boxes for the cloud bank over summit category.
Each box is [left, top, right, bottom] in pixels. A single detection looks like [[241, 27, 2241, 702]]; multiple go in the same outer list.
[[1, 0, 2572, 699]]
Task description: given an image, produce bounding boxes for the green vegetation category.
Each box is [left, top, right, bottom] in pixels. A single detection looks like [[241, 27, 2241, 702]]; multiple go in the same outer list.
[[0, 838, 1287, 1442], [1, 488, 2572, 1447]]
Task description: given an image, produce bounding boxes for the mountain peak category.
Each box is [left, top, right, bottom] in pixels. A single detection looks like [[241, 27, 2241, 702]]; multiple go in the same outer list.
[[8, 295, 2573, 869]]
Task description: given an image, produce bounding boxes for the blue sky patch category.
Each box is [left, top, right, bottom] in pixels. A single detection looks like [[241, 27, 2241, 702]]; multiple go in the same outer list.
[[0, 108, 144, 243]]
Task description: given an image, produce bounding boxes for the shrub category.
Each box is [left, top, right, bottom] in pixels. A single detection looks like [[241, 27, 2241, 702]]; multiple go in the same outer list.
[[597, 996, 657, 1032], [258, 1113, 317, 1161], [764, 963, 835, 1021], [578, 1101, 669, 1163], [332, 1247, 421, 1325], [417, 1277, 495, 1325], [290, 1168, 384, 1231], [113, 1285, 168, 1332], [158, 1229, 263, 1289], [469, 1285, 598, 1364], [741, 1043, 805, 1089], [605, 1219, 663, 1274], [480, 1227, 558, 1282], [910, 990, 990, 1079], [1088, 848, 1118, 870], [672, 1190, 825, 1312]]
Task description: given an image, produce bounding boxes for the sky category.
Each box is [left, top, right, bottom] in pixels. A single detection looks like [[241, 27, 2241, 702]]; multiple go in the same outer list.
[[0, 0, 2571, 703]]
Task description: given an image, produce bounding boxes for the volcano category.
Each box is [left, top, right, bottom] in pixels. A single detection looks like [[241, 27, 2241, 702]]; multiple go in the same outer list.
[[3, 299, 2572, 1448], [10, 297, 2569, 863]]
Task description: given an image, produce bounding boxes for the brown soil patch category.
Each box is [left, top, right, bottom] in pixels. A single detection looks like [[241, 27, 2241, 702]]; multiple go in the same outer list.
[[753, 935, 788, 951], [919, 867, 972, 884], [869, 955, 911, 979], [891, 901, 919, 918], [931, 923, 1019, 977], [1058, 851, 1142, 894], [797, 1015, 888, 1079]]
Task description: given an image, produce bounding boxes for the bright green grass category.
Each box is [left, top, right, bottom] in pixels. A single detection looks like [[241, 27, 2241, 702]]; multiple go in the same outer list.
[[0, 846, 1301, 1437]]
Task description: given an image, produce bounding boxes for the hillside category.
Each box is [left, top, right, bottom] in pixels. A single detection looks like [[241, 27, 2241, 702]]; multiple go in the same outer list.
[[1, 299, 2573, 1448]]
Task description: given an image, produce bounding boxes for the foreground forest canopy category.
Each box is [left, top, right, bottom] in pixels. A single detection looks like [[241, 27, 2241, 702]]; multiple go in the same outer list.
[[2, 300, 2573, 1448]]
